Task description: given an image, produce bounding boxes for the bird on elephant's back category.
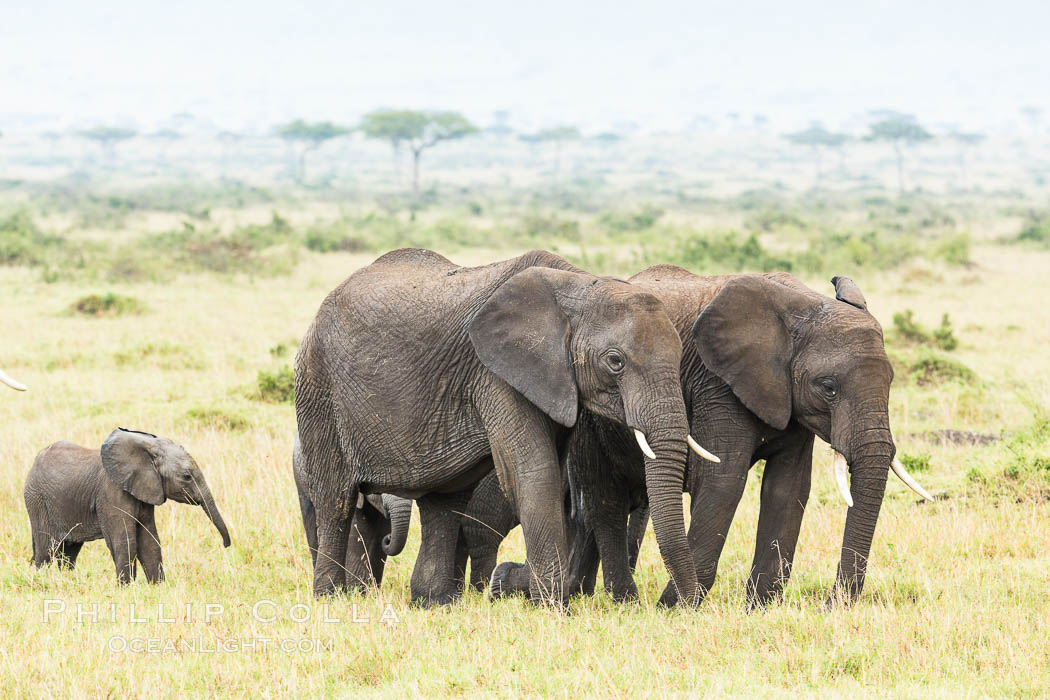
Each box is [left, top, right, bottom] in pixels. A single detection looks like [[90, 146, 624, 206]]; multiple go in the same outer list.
[[459, 268, 933, 607], [293, 247, 716, 606]]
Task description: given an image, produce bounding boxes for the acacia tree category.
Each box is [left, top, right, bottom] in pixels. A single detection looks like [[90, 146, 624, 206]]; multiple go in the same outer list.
[[278, 120, 349, 183], [783, 124, 849, 180], [865, 117, 932, 193], [359, 110, 478, 197], [948, 131, 986, 186], [80, 126, 137, 165], [519, 126, 581, 173]]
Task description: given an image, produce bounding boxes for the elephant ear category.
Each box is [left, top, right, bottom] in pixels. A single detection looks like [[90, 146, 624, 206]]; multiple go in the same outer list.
[[692, 276, 811, 431], [469, 267, 579, 427], [100, 428, 166, 505], [830, 275, 867, 311]]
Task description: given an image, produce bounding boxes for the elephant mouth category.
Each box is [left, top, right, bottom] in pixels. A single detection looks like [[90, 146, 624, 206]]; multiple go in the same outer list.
[[632, 428, 720, 464], [830, 448, 934, 506]]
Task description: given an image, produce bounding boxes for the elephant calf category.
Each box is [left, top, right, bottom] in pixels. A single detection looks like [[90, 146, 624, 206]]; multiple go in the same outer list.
[[24, 427, 231, 584], [292, 433, 412, 589]]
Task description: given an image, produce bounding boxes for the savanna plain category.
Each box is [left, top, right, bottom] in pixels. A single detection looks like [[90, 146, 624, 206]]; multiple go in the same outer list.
[[1, 138, 1049, 697]]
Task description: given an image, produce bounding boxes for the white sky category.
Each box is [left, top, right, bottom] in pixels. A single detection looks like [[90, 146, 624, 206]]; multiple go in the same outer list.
[[2, 0, 1048, 133]]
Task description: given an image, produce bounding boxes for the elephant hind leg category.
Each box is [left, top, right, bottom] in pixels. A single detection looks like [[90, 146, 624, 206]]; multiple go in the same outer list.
[[31, 529, 55, 567], [298, 406, 357, 596], [55, 541, 84, 569], [299, 491, 319, 569]]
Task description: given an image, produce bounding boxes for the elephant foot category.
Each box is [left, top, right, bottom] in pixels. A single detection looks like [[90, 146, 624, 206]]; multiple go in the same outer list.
[[608, 585, 640, 604], [489, 562, 527, 600], [411, 590, 462, 608], [657, 582, 679, 608]]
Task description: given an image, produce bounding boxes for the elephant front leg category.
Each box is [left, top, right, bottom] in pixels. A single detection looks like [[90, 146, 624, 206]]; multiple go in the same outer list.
[[411, 491, 472, 606], [585, 489, 637, 602], [345, 498, 391, 591], [136, 508, 165, 584], [104, 520, 139, 585], [462, 472, 518, 591], [748, 436, 813, 608]]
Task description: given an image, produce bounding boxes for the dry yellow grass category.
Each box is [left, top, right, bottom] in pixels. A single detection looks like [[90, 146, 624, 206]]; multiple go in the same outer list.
[[1, 239, 1048, 697]]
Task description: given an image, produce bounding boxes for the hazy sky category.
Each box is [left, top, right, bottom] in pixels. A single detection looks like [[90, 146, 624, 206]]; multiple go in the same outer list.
[[2, 0, 1047, 133]]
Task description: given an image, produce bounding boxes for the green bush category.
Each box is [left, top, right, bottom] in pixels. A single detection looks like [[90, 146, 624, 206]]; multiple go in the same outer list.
[[660, 231, 794, 273], [898, 453, 932, 473], [892, 310, 958, 351], [600, 204, 664, 233], [303, 225, 369, 253], [183, 406, 252, 432], [142, 216, 298, 277], [933, 232, 972, 265], [909, 350, 975, 386], [71, 293, 144, 317], [521, 214, 580, 241], [1016, 213, 1050, 247], [256, 366, 295, 403], [0, 208, 66, 267]]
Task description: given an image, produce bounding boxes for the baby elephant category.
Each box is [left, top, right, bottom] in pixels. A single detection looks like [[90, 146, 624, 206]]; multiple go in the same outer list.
[[24, 427, 231, 584]]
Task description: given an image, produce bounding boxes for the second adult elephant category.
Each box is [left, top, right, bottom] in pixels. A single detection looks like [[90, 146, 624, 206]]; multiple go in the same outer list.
[[294, 248, 712, 605], [466, 270, 932, 607], [293, 434, 412, 588]]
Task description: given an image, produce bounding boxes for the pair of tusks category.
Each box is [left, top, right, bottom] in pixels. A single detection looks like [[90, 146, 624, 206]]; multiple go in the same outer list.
[[633, 429, 721, 463], [0, 369, 27, 391], [832, 451, 935, 507]]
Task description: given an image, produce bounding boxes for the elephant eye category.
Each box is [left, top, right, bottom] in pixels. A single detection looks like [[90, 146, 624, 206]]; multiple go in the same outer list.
[[604, 351, 625, 373], [819, 378, 838, 397]]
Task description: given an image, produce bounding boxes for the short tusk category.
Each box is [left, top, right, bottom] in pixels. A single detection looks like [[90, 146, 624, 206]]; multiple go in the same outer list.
[[633, 429, 656, 459], [892, 456, 936, 502], [833, 451, 854, 508], [687, 435, 720, 463], [0, 369, 27, 391]]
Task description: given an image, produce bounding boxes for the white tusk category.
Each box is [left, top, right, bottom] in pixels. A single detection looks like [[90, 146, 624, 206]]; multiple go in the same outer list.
[[833, 451, 854, 508], [633, 429, 656, 459], [892, 457, 936, 502], [687, 435, 720, 463], [0, 369, 27, 391]]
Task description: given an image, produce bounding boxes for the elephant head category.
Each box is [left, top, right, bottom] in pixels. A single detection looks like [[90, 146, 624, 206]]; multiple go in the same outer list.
[[693, 274, 931, 602], [1, 368, 26, 391], [101, 428, 231, 548], [470, 267, 717, 604]]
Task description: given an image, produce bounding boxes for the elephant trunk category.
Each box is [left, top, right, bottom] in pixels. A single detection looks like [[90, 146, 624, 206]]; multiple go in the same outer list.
[[834, 431, 892, 602], [632, 391, 700, 606], [381, 495, 412, 556], [196, 481, 232, 548]]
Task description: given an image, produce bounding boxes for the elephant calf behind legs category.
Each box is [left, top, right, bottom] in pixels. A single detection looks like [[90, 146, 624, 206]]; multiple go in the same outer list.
[[292, 433, 413, 590]]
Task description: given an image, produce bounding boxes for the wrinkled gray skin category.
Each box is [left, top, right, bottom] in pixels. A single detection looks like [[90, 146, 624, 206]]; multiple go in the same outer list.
[[294, 248, 698, 606], [24, 428, 231, 584], [465, 270, 901, 607], [293, 433, 412, 588], [1, 368, 26, 391]]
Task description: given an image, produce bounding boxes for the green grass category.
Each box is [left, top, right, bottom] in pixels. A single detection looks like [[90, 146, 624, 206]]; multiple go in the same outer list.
[[1, 188, 1048, 696]]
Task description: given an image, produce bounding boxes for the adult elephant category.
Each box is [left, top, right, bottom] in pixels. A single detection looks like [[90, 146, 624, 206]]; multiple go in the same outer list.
[[294, 248, 712, 606], [293, 434, 413, 588], [466, 269, 932, 607], [1, 368, 26, 391]]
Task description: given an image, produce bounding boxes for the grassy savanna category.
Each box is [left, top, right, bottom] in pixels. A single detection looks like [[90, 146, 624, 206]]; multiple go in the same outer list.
[[1, 187, 1049, 696]]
